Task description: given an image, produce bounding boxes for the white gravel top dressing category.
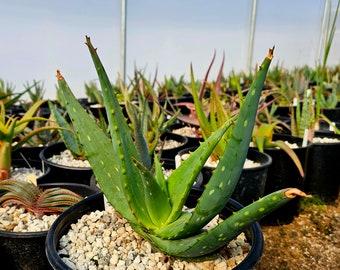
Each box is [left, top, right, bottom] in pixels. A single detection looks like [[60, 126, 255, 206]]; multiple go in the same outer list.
[[177, 153, 260, 169], [0, 205, 57, 232], [58, 203, 251, 270], [156, 139, 184, 150], [172, 126, 201, 138], [10, 166, 44, 182], [48, 149, 91, 167], [0, 167, 58, 232], [312, 136, 340, 143]]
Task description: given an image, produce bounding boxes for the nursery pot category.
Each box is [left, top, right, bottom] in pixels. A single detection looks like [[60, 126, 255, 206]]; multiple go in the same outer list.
[[157, 132, 189, 160], [304, 131, 340, 203], [168, 122, 203, 148], [231, 149, 272, 206], [178, 147, 272, 206], [257, 133, 310, 225], [11, 159, 50, 184], [321, 105, 340, 123], [11, 145, 46, 161], [0, 183, 101, 270], [45, 192, 264, 270], [39, 142, 93, 185]]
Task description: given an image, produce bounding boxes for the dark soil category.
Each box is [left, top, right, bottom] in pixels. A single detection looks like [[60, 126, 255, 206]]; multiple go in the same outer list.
[[255, 195, 340, 270]]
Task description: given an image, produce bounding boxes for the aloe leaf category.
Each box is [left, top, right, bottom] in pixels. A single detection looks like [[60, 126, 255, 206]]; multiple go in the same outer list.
[[125, 99, 152, 168], [142, 188, 310, 257], [156, 47, 274, 239], [269, 140, 304, 177], [56, 71, 143, 227], [190, 63, 212, 136], [0, 142, 11, 179], [2, 88, 30, 110], [0, 180, 40, 204], [38, 188, 83, 207], [84, 38, 164, 229], [133, 157, 172, 226], [14, 100, 47, 134], [58, 37, 171, 230], [12, 125, 61, 151], [48, 101, 84, 158], [158, 117, 235, 228]]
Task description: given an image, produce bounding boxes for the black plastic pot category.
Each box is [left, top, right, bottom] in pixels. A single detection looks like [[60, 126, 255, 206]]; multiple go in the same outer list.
[[12, 145, 46, 161], [231, 149, 272, 206], [158, 132, 189, 160], [11, 159, 50, 185], [168, 122, 203, 148], [321, 106, 340, 123], [46, 192, 264, 270], [39, 142, 93, 185], [178, 147, 272, 206], [257, 133, 310, 225], [0, 183, 101, 270], [304, 132, 340, 203]]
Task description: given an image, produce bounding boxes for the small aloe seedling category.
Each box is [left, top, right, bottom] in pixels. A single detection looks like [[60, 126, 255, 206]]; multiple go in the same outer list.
[[252, 122, 305, 177], [0, 100, 60, 180], [0, 180, 83, 217], [56, 36, 310, 258], [48, 101, 86, 160]]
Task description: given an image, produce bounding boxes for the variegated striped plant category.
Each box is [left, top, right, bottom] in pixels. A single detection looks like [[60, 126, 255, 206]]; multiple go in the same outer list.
[[0, 180, 83, 218], [56, 36, 310, 258]]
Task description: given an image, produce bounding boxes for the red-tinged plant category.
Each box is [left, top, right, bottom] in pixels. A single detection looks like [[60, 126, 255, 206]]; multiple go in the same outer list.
[[0, 180, 83, 217]]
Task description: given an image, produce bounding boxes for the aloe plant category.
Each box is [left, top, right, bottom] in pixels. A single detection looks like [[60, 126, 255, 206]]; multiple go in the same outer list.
[[85, 80, 104, 105], [24, 80, 46, 104], [0, 80, 31, 111], [252, 122, 305, 177], [119, 70, 180, 168], [48, 101, 86, 160], [0, 100, 60, 181], [0, 180, 83, 217], [172, 53, 274, 162], [56, 36, 310, 258], [315, 0, 340, 117]]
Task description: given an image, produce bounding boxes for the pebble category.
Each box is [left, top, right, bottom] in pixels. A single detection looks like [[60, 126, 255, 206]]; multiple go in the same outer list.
[[48, 149, 90, 167], [178, 153, 260, 169], [0, 205, 58, 232], [156, 139, 184, 150], [312, 136, 340, 143], [172, 127, 201, 138], [57, 203, 251, 269]]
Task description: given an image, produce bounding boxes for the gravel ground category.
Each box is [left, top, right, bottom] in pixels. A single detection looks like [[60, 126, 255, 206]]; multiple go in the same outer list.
[[58, 204, 252, 270], [255, 195, 340, 270]]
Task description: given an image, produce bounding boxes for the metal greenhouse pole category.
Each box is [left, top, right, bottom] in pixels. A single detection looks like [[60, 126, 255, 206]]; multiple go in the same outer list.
[[120, 0, 127, 84], [247, 0, 258, 75]]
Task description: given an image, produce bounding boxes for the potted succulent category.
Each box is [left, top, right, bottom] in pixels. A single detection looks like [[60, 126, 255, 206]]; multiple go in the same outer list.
[[12, 81, 61, 161], [0, 98, 59, 182], [44, 37, 311, 269], [302, 0, 340, 203], [251, 118, 310, 225], [39, 101, 93, 186], [315, 0, 340, 128], [119, 70, 183, 162], [177, 146, 272, 207], [0, 179, 93, 270], [171, 53, 273, 206]]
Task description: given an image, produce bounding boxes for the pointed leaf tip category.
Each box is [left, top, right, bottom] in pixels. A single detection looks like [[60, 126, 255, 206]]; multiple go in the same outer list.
[[56, 70, 64, 81], [284, 188, 312, 198], [268, 46, 275, 60]]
